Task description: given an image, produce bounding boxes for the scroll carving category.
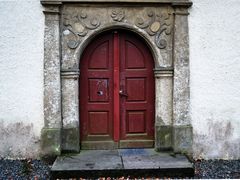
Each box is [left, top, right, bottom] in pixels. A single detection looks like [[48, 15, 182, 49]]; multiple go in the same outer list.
[[63, 11, 101, 49], [111, 9, 125, 22], [135, 10, 173, 49], [62, 8, 173, 50]]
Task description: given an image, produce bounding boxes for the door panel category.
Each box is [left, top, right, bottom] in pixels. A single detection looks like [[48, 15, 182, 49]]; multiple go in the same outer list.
[[127, 111, 146, 133], [119, 32, 154, 148], [125, 41, 145, 69], [88, 79, 109, 102], [80, 30, 154, 149], [88, 41, 109, 69], [88, 111, 109, 134], [80, 33, 114, 148], [126, 78, 146, 101]]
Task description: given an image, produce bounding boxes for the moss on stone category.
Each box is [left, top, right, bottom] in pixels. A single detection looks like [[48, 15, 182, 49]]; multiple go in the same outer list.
[[40, 128, 61, 157]]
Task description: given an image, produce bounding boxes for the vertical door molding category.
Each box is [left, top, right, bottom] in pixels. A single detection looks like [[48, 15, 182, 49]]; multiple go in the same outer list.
[[173, 6, 192, 154], [113, 32, 120, 142], [41, 3, 62, 156]]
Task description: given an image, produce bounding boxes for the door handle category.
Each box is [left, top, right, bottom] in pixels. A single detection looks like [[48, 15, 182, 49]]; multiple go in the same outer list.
[[119, 90, 128, 97]]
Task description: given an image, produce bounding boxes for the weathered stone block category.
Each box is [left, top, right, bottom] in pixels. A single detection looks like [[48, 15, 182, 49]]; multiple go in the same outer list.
[[155, 125, 173, 151], [40, 128, 61, 156], [173, 125, 192, 155], [62, 128, 80, 152]]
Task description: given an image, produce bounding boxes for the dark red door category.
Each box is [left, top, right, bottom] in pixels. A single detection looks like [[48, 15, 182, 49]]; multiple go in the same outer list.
[[80, 30, 154, 149], [119, 32, 155, 148]]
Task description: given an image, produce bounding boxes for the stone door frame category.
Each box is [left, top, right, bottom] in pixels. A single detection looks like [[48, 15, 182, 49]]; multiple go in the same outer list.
[[40, 0, 193, 156]]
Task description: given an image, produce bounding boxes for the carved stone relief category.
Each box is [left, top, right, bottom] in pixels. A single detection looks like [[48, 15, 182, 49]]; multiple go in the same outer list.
[[63, 11, 101, 49], [61, 6, 174, 69], [111, 9, 125, 22], [63, 7, 172, 50], [135, 9, 173, 49]]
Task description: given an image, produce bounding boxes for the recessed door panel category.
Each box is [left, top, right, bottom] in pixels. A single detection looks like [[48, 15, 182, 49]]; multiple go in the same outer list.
[[126, 78, 146, 101], [127, 111, 146, 133], [89, 111, 109, 135], [88, 41, 109, 69], [125, 41, 145, 69], [89, 79, 109, 102]]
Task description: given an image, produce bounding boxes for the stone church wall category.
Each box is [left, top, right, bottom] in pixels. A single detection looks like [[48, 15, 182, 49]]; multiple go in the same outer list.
[[0, 0, 239, 159], [189, 0, 240, 159], [0, 1, 44, 158]]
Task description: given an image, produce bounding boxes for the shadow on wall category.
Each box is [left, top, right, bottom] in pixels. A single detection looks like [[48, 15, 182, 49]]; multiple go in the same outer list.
[[193, 119, 240, 160], [0, 121, 40, 159]]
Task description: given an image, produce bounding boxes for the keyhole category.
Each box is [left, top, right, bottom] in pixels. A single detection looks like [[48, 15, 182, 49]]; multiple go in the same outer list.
[[97, 91, 103, 96]]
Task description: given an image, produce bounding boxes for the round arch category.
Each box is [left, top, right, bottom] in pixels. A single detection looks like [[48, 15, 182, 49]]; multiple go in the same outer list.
[[75, 24, 162, 68]]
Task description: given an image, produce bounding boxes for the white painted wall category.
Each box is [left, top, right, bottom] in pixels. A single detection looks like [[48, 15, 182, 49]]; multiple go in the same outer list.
[[0, 0, 239, 159], [189, 0, 240, 159], [0, 0, 44, 158]]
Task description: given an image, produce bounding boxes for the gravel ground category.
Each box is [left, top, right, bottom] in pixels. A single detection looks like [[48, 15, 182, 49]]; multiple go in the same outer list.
[[194, 159, 240, 179], [0, 159, 50, 179], [0, 159, 239, 179]]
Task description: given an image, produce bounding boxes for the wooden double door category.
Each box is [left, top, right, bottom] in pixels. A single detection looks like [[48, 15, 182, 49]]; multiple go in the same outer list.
[[80, 30, 155, 149]]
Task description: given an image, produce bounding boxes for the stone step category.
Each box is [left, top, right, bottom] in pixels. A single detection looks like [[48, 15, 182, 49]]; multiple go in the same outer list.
[[51, 149, 194, 179]]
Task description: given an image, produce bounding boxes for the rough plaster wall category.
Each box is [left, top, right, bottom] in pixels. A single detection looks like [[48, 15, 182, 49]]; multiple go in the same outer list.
[[189, 0, 240, 159], [0, 0, 240, 160], [0, 0, 44, 158]]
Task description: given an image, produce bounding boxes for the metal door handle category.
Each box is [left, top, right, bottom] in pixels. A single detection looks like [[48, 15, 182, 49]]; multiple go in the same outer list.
[[119, 90, 128, 97]]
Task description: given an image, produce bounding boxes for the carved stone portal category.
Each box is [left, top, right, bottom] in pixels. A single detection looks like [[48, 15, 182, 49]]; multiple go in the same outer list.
[[61, 6, 175, 70], [40, 0, 192, 157]]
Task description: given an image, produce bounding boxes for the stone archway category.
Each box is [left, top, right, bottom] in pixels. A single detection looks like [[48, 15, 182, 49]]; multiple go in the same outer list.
[[40, 0, 193, 156]]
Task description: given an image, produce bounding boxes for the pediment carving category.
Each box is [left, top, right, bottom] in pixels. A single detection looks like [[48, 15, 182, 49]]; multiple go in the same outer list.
[[63, 11, 101, 49], [135, 10, 173, 49], [62, 7, 173, 50]]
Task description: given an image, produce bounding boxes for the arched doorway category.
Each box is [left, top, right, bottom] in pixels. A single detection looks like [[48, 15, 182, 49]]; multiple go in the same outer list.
[[41, 1, 193, 156], [80, 30, 155, 149]]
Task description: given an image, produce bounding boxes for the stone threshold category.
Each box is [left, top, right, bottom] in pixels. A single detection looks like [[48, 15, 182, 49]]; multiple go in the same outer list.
[[51, 149, 194, 179]]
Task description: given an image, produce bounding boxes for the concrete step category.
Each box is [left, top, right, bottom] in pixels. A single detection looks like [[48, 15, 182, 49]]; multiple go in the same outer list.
[[51, 149, 194, 179]]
